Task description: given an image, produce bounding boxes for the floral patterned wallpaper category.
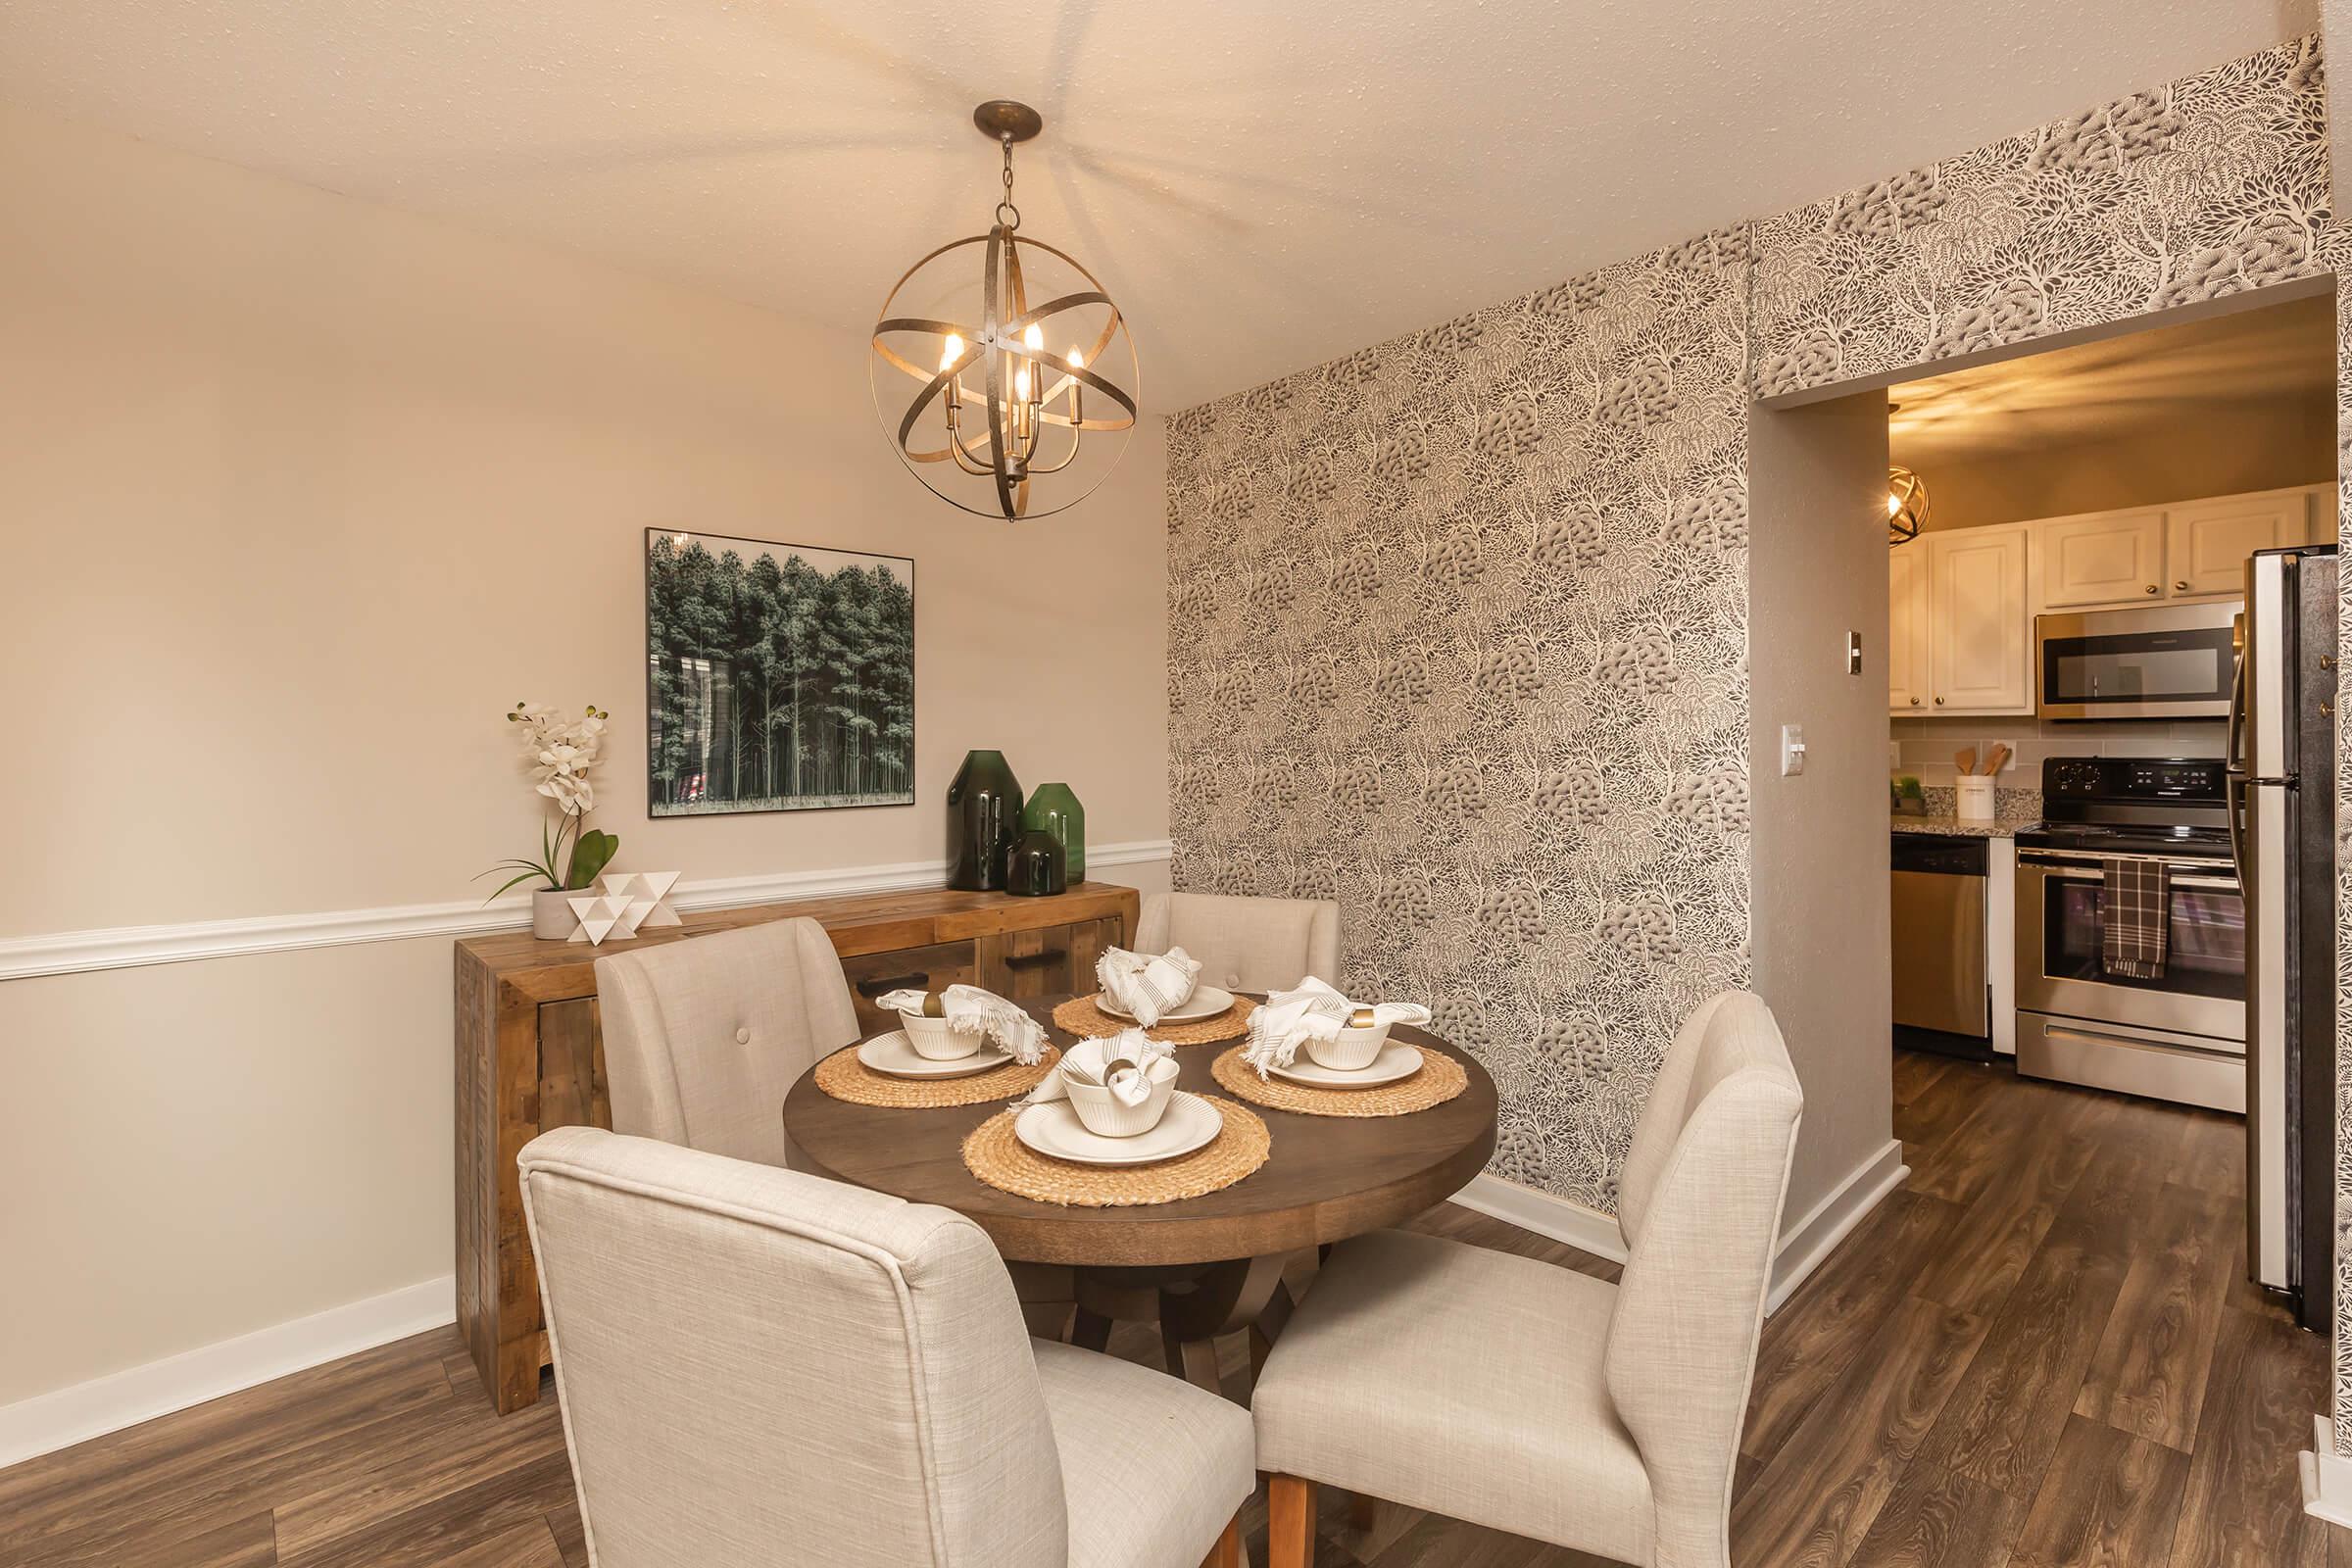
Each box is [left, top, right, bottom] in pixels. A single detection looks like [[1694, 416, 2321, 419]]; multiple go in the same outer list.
[[1752, 39, 2339, 397], [1169, 38, 2352, 1293], [1166, 232, 1753, 1207]]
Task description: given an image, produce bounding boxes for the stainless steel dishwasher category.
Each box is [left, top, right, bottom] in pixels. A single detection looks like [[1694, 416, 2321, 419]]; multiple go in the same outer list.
[[1891, 832, 1991, 1055]]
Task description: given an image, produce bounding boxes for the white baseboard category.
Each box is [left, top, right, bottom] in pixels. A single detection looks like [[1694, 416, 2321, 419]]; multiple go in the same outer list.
[[0, 1275, 456, 1471], [1453, 1173, 1630, 1262], [2303, 1414, 2352, 1529], [0, 839, 1176, 981], [1766, 1138, 1908, 1313], [1453, 1137, 1908, 1316]]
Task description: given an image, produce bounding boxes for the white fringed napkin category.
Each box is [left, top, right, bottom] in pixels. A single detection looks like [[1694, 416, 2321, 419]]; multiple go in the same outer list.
[[1017, 1029, 1177, 1105], [1095, 945, 1204, 1027], [873, 984, 1050, 1065], [1241, 977, 1432, 1076]]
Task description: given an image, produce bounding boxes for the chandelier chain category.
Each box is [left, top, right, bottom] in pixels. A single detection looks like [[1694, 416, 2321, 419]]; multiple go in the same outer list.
[[996, 135, 1020, 230]]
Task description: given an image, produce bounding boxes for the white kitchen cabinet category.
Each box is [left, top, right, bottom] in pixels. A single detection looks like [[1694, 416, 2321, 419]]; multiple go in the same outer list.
[[1928, 525, 2032, 713], [2166, 489, 2309, 597], [2039, 508, 2166, 609], [1887, 543, 1931, 712]]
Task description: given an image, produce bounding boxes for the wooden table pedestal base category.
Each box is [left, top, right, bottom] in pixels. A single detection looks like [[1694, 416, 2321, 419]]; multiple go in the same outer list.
[[1067, 1254, 1298, 1400]]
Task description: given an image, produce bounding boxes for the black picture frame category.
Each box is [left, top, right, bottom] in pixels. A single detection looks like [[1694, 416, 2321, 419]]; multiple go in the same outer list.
[[643, 527, 915, 816]]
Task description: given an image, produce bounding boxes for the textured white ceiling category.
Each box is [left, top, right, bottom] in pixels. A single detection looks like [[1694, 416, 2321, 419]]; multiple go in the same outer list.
[[0, 1, 2320, 409]]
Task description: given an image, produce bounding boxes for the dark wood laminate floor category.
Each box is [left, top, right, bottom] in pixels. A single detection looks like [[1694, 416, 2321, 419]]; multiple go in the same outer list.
[[1, 1052, 2337, 1567]]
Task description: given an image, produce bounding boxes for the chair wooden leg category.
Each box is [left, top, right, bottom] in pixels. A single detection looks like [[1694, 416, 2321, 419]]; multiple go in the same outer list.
[[1348, 1491, 1377, 1532], [1268, 1475, 1315, 1568], [1200, 1511, 1242, 1568]]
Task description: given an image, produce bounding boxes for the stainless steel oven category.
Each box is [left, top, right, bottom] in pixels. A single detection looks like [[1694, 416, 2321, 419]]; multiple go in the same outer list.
[[2015, 848, 2245, 1041], [2012, 755, 2246, 1112], [2036, 601, 2241, 719]]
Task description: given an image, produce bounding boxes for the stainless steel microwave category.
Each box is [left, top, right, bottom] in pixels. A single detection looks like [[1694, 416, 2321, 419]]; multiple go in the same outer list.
[[2034, 601, 2241, 719]]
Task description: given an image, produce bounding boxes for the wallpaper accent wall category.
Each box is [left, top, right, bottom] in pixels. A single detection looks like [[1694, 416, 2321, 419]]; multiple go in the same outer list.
[[1752, 38, 2339, 398], [1166, 232, 1753, 1208], [1169, 37, 2352, 1396]]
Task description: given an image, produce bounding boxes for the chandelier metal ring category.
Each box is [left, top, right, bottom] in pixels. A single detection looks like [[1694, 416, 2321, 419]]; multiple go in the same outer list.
[[869, 101, 1139, 520]]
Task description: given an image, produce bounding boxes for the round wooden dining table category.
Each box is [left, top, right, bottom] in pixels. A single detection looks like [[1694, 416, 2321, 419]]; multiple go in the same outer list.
[[782, 993, 1498, 1396]]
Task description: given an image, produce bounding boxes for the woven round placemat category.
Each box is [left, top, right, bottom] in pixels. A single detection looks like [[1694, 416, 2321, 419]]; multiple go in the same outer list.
[[961, 1097, 1271, 1207], [1210, 1044, 1468, 1118], [812, 1044, 1060, 1108], [1051, 993, 1258, 1045]]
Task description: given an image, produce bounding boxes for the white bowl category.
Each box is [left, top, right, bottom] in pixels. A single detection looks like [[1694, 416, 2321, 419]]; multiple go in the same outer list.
[[1305, 1020, 1392, 1071], [899, 1009, 985, 1060], [1063, 1071, 1178, 1138]]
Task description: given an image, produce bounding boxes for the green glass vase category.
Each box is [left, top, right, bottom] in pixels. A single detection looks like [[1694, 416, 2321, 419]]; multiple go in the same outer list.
[[1021, 782, 1086, 882], [947, 750, 1023, 892]]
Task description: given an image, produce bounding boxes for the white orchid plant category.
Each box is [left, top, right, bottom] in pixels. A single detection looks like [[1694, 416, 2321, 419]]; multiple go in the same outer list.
[[477, 701, 620, 898]]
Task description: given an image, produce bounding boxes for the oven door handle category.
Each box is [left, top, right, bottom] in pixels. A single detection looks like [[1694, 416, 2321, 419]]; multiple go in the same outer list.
[[2023, 863, 2240, 891]]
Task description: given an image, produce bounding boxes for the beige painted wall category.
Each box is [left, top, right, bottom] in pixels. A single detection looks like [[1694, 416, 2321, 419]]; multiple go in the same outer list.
[[0, 102, 1168, 1405], [1898, 391, 2334, 532], [1748, 393, 1896, 1219]]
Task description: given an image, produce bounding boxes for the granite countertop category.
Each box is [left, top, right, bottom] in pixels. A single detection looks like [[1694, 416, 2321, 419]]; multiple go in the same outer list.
[[1890, 814, 2018, 839]]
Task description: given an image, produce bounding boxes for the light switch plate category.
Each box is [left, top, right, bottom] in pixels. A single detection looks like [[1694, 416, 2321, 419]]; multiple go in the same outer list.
[[1846, 631, 1862, 675], [1781, 724, 1806, 776]]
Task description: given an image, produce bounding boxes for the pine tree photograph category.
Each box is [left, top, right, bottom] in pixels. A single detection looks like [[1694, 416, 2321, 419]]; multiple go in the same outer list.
[[644, 530, 914, 814]]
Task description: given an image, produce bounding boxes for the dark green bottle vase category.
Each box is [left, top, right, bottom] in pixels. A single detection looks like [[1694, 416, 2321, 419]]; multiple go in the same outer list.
[[1021, 782, 1086, 882], [1004, 828, 1067, 897], [946, 750, 1023, 892]]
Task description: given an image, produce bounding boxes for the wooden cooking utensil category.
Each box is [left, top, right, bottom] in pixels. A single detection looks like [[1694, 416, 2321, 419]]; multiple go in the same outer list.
[[1955, 748, 1978, 775], [1981, 744, 2011, 776]]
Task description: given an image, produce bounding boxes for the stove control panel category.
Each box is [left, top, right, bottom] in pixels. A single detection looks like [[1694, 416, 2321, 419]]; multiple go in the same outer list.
[[2039, 755, 2227, 805]]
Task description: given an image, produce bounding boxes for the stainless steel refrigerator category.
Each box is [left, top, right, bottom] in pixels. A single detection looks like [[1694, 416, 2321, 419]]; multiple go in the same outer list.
[[2230, 543, 2336, 1332]]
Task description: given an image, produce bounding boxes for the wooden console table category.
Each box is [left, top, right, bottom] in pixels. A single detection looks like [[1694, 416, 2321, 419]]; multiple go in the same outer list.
[[453, 880, 1139, 1412]]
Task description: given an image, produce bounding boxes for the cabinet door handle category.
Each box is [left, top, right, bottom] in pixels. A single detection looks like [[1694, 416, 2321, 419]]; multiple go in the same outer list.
[[2174, 580, 2189, 591], [1003, 948, 1068, 970], [2144, 584, 2159, 595], [1909, 697, 1922, 707], [1934, 697, 1945, 705], [854, 972, 928, 998]]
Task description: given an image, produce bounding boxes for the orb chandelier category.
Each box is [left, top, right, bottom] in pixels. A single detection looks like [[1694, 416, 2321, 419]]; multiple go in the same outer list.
[[1887, 465, 1929, 546], [870, 100, 1139, 520]]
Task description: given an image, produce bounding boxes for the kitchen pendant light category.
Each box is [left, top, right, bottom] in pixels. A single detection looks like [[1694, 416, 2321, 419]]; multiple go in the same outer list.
[[870, 101, 1139, 520], [1887, 465, 1929, 546]]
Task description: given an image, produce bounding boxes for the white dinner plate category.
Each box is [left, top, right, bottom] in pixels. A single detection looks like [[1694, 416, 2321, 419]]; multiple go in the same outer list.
[[1013, 1091, 1222, 1166], [1269, 1042, 1426, 1089], [857, 1030, 1012, 1080], [1094, 983, 1238, 1024]]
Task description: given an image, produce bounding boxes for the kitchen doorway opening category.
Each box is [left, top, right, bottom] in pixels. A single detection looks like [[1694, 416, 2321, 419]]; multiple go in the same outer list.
[[1747, 279, 2338, 1333]]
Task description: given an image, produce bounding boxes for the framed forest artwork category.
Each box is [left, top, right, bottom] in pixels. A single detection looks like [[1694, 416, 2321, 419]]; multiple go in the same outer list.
[[645, 529, 914, 815]]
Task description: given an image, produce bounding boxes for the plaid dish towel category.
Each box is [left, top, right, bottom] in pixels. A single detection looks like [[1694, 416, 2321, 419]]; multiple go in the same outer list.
[[2100, 858, 2169, 979]]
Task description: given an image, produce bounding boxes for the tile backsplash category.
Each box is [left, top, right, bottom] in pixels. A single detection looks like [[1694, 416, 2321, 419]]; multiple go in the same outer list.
[[1888, 716, 2226, 788]]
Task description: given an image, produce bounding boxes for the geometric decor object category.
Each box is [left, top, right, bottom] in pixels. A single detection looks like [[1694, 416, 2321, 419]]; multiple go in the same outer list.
[[565, 894, 623, 947], [631, 869, 684, 927], [870, 100, 1138, 521]]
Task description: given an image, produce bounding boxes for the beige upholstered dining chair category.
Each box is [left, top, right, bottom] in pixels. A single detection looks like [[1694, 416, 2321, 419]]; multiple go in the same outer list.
[[1253, 990, 1804, 1568], [594, 918, 860, 1167], [1135, 892, 1341, 993], [520, 1126, 1254, 1568]]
